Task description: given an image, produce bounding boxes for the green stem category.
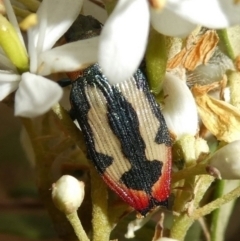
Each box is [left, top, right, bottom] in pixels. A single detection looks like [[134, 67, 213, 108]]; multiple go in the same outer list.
[[146, 28, 167, 95], [210, 180, 225, 241], [52, 104, 87, 154], [217, 29, 235, 60], [173, 136, 209, 209], [66, 212, 90, 241], [173, 176, 195, 212], [53, 104, 113, 239], [171, 175, 214, 240], [170, 214, 195, 241], [210, 180, 240, 241], [192, 183, 240, 219], [90, 167, 112, 241], [172, 163, 208, 183]]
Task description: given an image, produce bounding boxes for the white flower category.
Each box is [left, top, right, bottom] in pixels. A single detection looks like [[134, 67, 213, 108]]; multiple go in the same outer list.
[[209, 140, 240, 179], [0, 0, 98, 117], [52, 175, 85, 214], [35, 1, 100, 76], [161, 73, 198, 139], [98, 0, 240, 84]]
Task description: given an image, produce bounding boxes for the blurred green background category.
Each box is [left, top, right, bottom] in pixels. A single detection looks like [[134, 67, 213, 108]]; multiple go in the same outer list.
[[0, 103, 57, 241]]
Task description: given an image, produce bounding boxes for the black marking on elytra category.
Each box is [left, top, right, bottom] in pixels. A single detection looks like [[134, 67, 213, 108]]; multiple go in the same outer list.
[[120, 160, 162, 191], [134, 70, 172, 147], [93, 74, 163, 194], [70, 68, 114, 174], [70, 64, 167, 195], [140, 198, 168, 216]]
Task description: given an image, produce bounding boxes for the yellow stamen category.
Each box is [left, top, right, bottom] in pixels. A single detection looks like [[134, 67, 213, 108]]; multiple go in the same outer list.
[[19, 13, 37, 31], [149, 0, 166, 10]]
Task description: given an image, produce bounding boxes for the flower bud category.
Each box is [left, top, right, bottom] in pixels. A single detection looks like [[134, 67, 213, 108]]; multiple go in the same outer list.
[[162, 73, 198, 140], [52, 175, 85, 214], [0, 15, 28, 72], [209, 140, 240, 179]]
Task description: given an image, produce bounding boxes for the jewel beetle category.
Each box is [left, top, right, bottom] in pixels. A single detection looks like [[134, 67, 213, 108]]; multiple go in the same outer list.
[[69, 64, 172, 216], [65, 15, 172, 216]]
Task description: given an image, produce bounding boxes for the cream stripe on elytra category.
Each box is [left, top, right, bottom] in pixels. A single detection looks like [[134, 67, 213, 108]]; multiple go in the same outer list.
[[86, 85, 132, 183], [118, 78, 166, 163]]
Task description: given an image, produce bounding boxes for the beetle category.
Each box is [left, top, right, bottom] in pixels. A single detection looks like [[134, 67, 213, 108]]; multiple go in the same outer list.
[[69, 63, 172, 216], [64, 15, 172, 216]]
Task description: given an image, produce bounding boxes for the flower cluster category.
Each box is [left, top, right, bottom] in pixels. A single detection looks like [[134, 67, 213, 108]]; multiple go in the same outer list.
[[0, 0, 98, 117], [1, 1, 240, 241]]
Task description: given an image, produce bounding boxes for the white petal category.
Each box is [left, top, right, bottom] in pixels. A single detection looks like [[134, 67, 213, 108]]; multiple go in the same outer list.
[[0, 71, 20, 100], [0, 71, 21, 82], [150, 8, 196, 37], [209, 140, 240, 179], [14, 72, 63, 117], [98, 0, 150, 84], [33, 0, 83, 52], [28, 0, 83, 73], [166, 0, 240, 29], [37, 37, 99, 76], [0, 82, 18, 101], [0, 80, 19, 101], [162, 73, 198, 139]]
